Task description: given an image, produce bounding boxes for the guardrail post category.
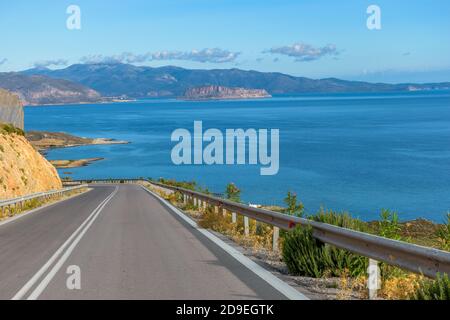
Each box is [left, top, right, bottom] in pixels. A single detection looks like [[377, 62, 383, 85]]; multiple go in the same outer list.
[[244, 216, 250, 236], [183, 194, 187, 204], [203, 201, 207, 211], [222, 208, 227, 218], [231, 212, 237, 224], [214, 206, 219, 214], [272, 227, 280, 252], [368, 259, 380, 300], [193, 197, 197, 207]]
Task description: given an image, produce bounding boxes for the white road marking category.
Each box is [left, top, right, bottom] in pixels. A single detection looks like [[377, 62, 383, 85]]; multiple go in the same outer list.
[[12, 186, 118, 300], [142, 185, 309, 300]]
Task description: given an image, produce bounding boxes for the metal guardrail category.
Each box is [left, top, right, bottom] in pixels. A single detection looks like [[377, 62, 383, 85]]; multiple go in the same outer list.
[[69, 179, 450, 280], [0, 184, 88, 215]]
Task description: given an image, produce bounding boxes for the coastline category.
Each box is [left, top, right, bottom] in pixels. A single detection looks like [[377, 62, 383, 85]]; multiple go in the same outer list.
[[27, 131, 129, 169]]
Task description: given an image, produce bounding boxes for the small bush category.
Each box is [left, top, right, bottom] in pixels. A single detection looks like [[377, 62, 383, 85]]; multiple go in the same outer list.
[[282, 225, 367, 278], [283, 191, 304, 217], [436, 214, 450, 251], [0, 123, 25, 136], [410, 273, 450, 300], [158, 178, 197, 191], [311, 209, 368, 232], [225, 183, 241, 202], [378, 209, 402, 240]]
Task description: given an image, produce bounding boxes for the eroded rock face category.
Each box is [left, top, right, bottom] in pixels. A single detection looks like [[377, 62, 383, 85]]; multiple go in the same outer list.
[[183, 86, 272, 100], [0, 89, 24, 129], [0, 132, 62, 199]]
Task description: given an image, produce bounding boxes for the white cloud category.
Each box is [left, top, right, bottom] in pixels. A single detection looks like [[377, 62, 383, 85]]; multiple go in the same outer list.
[[80, 48, 241, 64], [266, 42, 339, 62], [34, 59, 69, 68]]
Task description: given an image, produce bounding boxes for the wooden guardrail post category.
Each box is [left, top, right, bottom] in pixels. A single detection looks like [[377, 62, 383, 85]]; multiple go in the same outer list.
[[368, 259, 380, 300], [244, 216, 250, 236], [272, 227, 280, 252], [231, 212, 237, 224]]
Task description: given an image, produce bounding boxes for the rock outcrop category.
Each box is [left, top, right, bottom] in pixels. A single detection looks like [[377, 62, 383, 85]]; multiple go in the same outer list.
[[183, 86, 271, 100], [0, 128, 62, 199], [0, 89, 24, 129]]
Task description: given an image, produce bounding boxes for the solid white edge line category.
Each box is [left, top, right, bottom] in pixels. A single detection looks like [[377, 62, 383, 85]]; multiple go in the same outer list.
[[141, 185, 309, 301], [0, 188, 92, 228], [11, 187, 118, 300], [26, 186, 119, 300]]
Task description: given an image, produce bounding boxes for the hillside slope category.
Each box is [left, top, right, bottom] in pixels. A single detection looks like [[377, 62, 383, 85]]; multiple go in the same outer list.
[[0, 127, 62, 199], [0, 72, 102, 105]]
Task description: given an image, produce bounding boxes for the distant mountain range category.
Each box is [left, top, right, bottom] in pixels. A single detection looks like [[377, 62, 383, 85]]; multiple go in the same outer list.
[[0, 62, 449, 105]]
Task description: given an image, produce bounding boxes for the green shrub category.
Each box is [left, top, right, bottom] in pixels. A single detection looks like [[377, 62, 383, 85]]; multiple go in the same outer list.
[[0, 123, 25, 136], [158, 178, 197, 191], [410, 274, 450, 300], [283, 191, 304, 217], [282, 225, 367, 278], [225, 183, 241, 202], [311, 209, 368, 231], [378, 209, 402, 240], [436, 214, 450, 251]]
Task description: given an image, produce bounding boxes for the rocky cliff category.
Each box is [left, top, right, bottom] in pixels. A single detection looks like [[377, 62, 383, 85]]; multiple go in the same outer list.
[[0, 127, 62, 199], [183, 86, 271, 100], [0, 89, 24, 129]]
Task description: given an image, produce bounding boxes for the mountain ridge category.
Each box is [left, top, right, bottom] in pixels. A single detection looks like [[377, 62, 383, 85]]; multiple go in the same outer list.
[[21, 63, 450, 99]]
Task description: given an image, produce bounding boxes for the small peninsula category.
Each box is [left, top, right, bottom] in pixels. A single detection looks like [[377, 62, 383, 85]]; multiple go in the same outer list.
[[50, 158, 104, 169], [26, 131, 129, 169], [182, 86, 272, 100], [26, 131, 129, 152]]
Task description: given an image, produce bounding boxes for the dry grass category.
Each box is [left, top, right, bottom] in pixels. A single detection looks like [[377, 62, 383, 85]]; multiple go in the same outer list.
[[0, 187, 88, 220], [379, 274, 422, 300]]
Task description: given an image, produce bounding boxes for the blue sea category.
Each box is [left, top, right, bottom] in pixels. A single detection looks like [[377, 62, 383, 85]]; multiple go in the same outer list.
[[25, 91, 450, 222]]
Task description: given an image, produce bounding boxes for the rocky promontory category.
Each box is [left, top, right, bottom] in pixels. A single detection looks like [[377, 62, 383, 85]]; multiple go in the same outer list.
[[182, 86, 271, 100], [0, 89, 24, 129]]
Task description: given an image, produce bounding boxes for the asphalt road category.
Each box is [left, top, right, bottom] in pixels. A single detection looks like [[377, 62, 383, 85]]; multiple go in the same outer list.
[[0, 184, 293, 300]]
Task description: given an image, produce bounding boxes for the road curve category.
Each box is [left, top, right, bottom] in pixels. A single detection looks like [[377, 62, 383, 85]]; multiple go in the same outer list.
[[0, 184, 290, 300]]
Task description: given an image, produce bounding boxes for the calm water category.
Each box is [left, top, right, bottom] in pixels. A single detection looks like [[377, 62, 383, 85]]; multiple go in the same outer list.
[[25, 92, 450, 222]]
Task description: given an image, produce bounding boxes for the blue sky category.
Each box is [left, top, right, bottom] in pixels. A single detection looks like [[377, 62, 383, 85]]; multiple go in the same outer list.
[[1, 0, 449, 83]]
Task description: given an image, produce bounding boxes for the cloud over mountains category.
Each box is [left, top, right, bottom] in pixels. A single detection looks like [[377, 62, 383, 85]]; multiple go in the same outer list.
[[80, 48, 241, 64], [266, 42, 339, 62], [34, 59, 69, 68]]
